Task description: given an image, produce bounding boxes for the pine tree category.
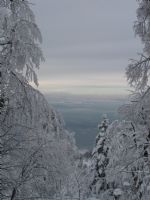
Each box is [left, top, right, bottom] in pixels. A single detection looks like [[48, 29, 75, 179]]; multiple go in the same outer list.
[[90, 115, 109, 195]]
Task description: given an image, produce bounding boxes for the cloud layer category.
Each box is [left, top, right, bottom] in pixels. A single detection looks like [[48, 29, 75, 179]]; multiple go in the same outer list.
[[32, 0, 142, 94]]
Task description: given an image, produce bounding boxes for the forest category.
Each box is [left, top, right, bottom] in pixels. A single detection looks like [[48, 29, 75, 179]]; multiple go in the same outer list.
[[0, 0, 150, 199]]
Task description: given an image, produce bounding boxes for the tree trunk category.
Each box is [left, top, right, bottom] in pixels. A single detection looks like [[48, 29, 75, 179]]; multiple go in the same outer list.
[[10, 188, 16, 200]]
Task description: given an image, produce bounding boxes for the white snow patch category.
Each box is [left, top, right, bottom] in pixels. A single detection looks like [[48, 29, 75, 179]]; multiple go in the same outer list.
[[113, 188, 123, 196], [123, 181, 130, 187]]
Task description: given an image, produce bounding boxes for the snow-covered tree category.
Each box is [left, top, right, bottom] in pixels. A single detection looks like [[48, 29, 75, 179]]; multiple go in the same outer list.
[[0, 1, 44, 198], [0, 1, 79, 200], [105, 120, 139, 200], [88, 1, 150, 200], [119, 95, 150, 199], [68, 151, 92, 200], [126, 0, 150, 91], [118, 0, 150, 199], [90, 115, 110, 196]]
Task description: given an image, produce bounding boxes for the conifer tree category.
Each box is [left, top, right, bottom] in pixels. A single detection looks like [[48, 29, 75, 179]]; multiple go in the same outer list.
[[90, 115, 109, 195]]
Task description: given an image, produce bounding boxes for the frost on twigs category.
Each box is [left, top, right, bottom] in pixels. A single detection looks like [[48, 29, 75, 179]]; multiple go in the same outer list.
[[0, 0, 44, 88], [0, 1, 79, 200], [127, 1, 150, 91]]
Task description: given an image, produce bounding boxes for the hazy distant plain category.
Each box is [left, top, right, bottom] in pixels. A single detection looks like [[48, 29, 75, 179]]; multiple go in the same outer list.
[[46, 93, 127, 150]]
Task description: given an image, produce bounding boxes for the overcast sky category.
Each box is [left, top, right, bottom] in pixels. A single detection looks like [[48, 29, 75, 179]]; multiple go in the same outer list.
[[32, 0, 142, 95]]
